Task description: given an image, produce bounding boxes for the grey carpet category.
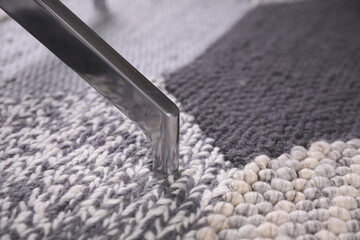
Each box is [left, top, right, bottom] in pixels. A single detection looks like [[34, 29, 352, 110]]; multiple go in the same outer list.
[[166, 0, 360, 167]]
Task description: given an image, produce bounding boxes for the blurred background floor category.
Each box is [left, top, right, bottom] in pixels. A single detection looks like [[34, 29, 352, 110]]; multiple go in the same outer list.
[[0, 0, 251, 98]]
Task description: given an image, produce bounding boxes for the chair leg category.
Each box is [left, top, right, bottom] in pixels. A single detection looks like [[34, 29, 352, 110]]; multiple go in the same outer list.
[[0, 0, 179, 174]]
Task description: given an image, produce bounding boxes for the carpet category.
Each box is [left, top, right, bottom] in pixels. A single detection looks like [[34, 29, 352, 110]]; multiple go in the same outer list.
[[1, 0, 360, 239]]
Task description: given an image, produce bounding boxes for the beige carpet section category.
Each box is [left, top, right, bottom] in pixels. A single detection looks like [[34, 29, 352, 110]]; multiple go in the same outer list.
[[186, 140, 360, 240]]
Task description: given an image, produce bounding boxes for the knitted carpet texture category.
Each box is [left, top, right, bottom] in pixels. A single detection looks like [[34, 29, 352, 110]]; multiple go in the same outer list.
[[166, 0, 360, 167], [0, 0, 248, 97], [1, 0, 360, 240]]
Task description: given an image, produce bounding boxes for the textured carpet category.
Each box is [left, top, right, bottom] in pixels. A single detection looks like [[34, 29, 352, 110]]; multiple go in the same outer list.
[[166, 0, 360, 167], [1, 0, 360, 239], [0, 0, 248, 97]]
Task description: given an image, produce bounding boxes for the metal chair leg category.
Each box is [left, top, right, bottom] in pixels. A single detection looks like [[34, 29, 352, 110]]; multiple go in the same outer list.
[[0, 0, 179, 174]]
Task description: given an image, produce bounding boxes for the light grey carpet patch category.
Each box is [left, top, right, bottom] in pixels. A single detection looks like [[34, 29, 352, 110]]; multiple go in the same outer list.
[[0, 90, 230, 239], [0, 0, 250, 98]]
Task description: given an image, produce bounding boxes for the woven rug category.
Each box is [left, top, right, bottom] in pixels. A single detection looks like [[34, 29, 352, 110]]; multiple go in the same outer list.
[[1, 0, 360, 239]]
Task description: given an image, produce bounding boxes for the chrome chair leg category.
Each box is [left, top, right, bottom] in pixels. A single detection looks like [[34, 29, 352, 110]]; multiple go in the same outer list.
[[0, 0, 179, 174]]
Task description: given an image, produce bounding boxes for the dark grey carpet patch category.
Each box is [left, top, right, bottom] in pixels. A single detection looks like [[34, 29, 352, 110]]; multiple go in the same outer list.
[[166, 0, 360, 166]]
